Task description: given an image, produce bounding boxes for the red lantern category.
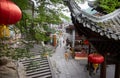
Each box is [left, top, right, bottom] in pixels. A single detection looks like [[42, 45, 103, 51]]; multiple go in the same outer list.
[[84, 40, 89, 45], [88, 53, 104, 73], [88, 53, 104, 64], [0, 0, 22, 25]]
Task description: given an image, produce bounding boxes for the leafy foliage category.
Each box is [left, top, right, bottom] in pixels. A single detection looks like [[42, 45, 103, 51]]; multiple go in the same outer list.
[[36, 0, 63, 24], [13, 0, 66, 41], [0, 39, 33, 60], [60, 13, 71, 22], [0, 0, 69, 60], [35, 31, 50, 42], [12, 0, 29, 10], [97, 0, 120, 13]]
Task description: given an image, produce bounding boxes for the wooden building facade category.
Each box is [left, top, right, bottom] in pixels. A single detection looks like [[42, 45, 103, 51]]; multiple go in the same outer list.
[[64, 0, 120, 78]]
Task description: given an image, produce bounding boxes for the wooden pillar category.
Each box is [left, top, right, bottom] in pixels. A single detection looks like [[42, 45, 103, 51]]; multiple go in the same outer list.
[[88, 44, 91, 74], [114, 63, 120, 78], [72, 29, 75, 48], [53, 34, 57, 46], [100, 54, 106, 78], [71, 29, 75, 58]]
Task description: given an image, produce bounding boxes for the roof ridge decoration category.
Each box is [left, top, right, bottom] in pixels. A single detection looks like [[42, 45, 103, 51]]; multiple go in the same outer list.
[[64, 0, 120, 40]]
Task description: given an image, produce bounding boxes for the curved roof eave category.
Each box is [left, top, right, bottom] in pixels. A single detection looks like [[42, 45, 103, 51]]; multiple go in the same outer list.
[[65, 0, 120, 40]]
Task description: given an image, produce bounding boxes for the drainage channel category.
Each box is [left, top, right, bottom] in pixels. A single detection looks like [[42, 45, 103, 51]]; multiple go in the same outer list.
[[20, 57, 52, 78]]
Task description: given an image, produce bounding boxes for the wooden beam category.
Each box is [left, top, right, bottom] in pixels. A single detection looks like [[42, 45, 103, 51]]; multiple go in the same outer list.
[[100, 54, 107, 78]]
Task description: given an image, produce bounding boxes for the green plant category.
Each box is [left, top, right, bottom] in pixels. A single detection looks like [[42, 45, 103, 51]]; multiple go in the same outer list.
[[0, 38, 34, 60], [97, 0, 120, 13], [41, 45, 54, 57], [0, 0, 67, 61]]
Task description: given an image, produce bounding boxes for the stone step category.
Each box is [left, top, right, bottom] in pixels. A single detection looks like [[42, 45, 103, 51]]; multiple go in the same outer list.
[[26, 66, 50, 73], [20, 57, 52, 78], [27, 71, 52, 78]]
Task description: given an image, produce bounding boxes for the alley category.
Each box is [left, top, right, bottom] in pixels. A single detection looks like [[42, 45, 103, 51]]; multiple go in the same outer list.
[[50, 45, 89, 78], [49, 44, 115, 78]]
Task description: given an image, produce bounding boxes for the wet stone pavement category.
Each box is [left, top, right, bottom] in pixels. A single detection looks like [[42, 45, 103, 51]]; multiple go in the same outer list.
[[49, 45, 115, 78], [50, 45, 89, 78], [20, 44, 115, 78]]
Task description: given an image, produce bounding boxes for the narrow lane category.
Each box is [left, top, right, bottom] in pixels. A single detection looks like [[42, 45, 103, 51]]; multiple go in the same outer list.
[[50, 45, 89, 78]]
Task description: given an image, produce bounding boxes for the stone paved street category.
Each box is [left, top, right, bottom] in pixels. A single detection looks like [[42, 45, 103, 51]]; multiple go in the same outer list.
[[49, 45, 115, 78], [50, 45, 89, 78]]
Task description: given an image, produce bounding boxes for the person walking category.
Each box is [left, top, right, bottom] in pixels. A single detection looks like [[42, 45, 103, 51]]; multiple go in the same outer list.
[[64, 44, 71, 61], [60, 36, 64, 47]]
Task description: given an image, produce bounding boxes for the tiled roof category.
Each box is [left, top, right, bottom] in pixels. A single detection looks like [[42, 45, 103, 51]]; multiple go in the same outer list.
[[65, 0, 120, 40]]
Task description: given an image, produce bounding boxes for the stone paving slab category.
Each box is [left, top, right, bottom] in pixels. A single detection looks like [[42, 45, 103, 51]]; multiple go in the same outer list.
[[50, 46, 89, 78], [49, 45, 115, 78]]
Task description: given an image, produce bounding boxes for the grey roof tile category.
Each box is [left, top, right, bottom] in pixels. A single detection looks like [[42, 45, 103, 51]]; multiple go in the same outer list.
[[66, 0, 120, 40]]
